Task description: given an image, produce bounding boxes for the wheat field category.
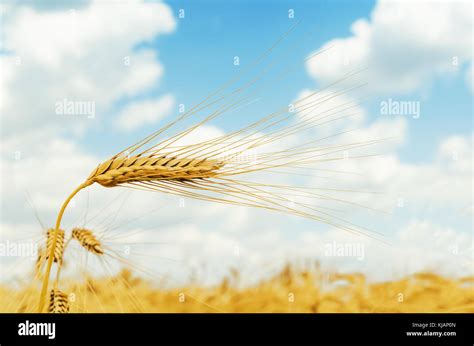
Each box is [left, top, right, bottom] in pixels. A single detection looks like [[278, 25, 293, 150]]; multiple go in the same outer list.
[[3, 265, 473, 313]]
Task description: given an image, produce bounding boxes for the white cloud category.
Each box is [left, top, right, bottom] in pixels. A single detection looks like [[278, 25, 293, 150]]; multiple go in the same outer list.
[[170, 125, 226, 148], [0, 135, 98, 220], [88, 217, 471, 286], [116, 94, 176, 132], [307, 0, 473, 94], [312, 132, 473, 215], [438, 134, 473, 171], [3, 2, 175, 67], [296, 89, 367, 136], [0, 0, 176, 135]]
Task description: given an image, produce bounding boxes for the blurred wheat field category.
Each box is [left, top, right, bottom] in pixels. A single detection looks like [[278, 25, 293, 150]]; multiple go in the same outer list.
[[3, 266, 473, 313]]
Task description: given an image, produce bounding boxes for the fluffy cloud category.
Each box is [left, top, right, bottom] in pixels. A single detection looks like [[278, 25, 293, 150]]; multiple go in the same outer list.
[[0, 0, 176, 135], [65, 217, 470, 286], [116, 94, 176, 132], [307, 0, 473, 94], [296, 89, 367, 136], [310, 132, 473, 217], [3, 2, 175, 67]]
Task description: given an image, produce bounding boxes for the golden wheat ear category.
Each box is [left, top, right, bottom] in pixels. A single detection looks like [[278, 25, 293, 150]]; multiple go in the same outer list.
[[48, 289, 69, 313], [84, 156, 224, 188], [36, 229, 65, 274], [72, 228, 104, 255], [46, 229, 65, 263]]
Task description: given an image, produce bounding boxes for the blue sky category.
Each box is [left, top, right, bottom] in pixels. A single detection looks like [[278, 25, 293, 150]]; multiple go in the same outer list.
[[85, 0, 378, 154], [158, 0, 471, 163], [77, 0, 473, 163]]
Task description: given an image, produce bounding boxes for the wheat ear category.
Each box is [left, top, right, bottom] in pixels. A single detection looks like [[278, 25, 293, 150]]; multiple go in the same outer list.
[[72, 228, 104, 255], [35, 229, 65, 276], [48, 289, 69, 313], [46, 228, 65, 264], [84, 155, 224, 188]]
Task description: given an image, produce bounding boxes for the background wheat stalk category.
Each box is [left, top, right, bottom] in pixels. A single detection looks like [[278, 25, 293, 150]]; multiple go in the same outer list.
[[48, 288, 69, 313], [35, 229, 65, 276]]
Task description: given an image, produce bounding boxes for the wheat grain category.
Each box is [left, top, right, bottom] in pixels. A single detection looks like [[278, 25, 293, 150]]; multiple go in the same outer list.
[[38, 229, 65, 266], [48, 289, 69, 313], [84, 156, 224, 188], [72, 228, 104, 255]]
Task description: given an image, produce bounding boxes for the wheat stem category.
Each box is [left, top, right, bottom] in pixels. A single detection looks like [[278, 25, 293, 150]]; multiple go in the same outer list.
[[54, 237, 72, 286], [38, 183, 86, 312]]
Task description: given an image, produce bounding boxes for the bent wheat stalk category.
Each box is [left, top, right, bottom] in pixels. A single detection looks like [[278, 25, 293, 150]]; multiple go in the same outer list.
[[39, 184, 85, 312]]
